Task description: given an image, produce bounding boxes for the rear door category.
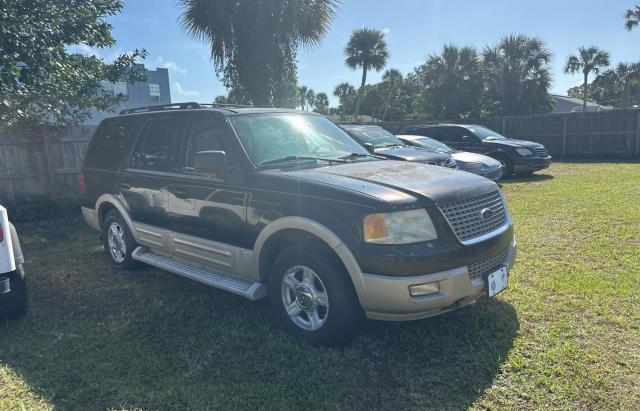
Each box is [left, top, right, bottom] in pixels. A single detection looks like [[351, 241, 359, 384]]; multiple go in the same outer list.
[[120, 114, 187, 237], [439, 126, 481, 152]]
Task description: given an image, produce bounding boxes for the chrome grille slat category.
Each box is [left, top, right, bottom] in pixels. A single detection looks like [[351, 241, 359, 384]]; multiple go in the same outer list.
[[467, 248, 510, 280], [532, 147, 549, 157], [438, 190, 508, 242]]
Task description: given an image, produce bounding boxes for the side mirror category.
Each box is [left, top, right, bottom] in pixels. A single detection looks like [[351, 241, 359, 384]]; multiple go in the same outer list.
[[194, 150, 228, 175], [363, 143, 376, 153]]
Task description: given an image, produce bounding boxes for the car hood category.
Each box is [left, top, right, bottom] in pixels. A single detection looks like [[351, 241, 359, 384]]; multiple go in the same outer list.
[[452, 151, 501, 167], [485, 138, 543, 149], [374, 146, 450, 162], [283, 160, 497, 205]]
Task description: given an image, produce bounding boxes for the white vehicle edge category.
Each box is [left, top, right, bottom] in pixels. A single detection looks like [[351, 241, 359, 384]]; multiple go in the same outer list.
[[0, 205, 27, 319]]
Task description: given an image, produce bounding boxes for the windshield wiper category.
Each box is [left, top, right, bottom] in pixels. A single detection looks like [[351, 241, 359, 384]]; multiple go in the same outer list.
[[259, 156, 349, 167], [339, 152, 383, 160], [376, 143, 403, 148]]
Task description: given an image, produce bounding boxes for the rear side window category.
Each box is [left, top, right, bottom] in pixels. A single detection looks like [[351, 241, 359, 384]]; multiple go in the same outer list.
[[420, 127, 444, 140], [129, 117, 184, 172], [84, 118, 138, 170]]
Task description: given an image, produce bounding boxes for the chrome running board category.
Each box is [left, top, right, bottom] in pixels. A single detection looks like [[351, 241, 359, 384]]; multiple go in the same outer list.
[[132, 247, 268, 301]]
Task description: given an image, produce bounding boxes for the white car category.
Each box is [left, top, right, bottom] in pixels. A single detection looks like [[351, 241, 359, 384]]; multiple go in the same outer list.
[[0, 205, 27, 320]]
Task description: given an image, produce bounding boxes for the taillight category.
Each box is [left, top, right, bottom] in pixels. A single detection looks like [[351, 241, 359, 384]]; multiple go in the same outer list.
[[0, 224, 4, 243], [79, 170, 87, 195]]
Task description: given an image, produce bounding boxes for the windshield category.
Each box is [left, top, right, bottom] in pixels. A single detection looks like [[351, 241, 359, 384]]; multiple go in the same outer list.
[[407, 137, 452, 153], [346, 127, 404, 148], [229, 113, 371, 167], [468, 126, 507, 141]]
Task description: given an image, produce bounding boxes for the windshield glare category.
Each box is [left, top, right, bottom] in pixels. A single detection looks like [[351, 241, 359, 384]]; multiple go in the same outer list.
[[468, 126, 507, 141], [410, 137, 452, 153], [230, 114, 370, 166], [347, 127, 403, 148]]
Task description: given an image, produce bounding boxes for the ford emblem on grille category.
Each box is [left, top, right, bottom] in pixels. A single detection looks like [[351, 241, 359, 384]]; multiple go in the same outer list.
[[481, 208, 493, 219]]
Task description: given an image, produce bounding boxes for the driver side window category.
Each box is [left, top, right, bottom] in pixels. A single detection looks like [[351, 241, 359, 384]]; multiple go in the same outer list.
[[181, 115, 233, 174]]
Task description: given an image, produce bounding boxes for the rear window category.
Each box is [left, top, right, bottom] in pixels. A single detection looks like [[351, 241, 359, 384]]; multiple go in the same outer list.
[[129, 117, 185, 172], [84, 117, 140, 170]]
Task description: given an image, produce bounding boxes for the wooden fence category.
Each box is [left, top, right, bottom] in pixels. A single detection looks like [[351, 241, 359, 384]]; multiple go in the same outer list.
[[0, 126, 96, 203], [382, 109, 640, 158]]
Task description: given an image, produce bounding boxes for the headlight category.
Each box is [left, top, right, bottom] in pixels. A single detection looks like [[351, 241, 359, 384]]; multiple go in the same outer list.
[[516, 148, 533, 156], [363, 209, 438, 244]]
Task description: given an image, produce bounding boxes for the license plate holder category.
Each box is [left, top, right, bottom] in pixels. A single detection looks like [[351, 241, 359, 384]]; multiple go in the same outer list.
[[486, 266, 508, 297]]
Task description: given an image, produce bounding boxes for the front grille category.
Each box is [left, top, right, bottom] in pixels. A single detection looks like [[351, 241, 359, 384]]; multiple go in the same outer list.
[[531, 146, 549, 157], [484, 169, 503, 181], [467, 248, 510, 280], [438, 190, 507, 243]]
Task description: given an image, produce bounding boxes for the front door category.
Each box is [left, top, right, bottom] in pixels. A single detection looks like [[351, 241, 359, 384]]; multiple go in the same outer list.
[[167, 113, 251, 253]]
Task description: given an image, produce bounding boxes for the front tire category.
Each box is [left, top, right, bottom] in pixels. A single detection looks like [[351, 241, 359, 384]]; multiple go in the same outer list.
[[102, 210, 138, 269], [493, 154, 514, 178], [269, 245, 363, 346], [0, 265, 28, 320]]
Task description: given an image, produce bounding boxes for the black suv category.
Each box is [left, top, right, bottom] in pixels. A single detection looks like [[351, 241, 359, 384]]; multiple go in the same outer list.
[[402, 124, 551, 176], [341, 125, 456, 168], [81, 103, 516, 345]]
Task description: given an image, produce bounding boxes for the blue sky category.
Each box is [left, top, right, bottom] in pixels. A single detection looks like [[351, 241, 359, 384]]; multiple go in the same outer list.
[[89, 0, 640, 105]]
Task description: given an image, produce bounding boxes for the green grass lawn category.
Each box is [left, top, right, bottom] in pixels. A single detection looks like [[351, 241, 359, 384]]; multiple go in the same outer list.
[[1, 162, 639, 410]]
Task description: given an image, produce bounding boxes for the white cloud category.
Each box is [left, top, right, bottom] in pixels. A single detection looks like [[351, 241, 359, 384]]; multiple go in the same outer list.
[[382, 27, 391, 34], [172, 81, 200, 99], [154, 56, 188, 75]]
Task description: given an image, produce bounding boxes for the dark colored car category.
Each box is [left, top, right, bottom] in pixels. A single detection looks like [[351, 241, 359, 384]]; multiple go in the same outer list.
[[402, 124, 551, 176], [397, 135, 503, 182], [341, 125, 457, 169], [81, 103, 516, 345]]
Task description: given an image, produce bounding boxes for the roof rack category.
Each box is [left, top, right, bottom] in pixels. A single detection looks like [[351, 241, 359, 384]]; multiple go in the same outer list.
[[119, 102, 276, 115], [119, 102, 203, 115]]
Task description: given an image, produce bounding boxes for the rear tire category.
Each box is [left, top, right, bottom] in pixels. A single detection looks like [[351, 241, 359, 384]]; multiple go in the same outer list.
[[102, 210, 139, 269], [269, 245, 364, 346], [0, 265, 28, 320]]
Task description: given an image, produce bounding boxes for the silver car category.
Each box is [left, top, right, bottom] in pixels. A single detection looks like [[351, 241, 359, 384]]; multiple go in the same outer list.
[[398, 135, 503, 181]]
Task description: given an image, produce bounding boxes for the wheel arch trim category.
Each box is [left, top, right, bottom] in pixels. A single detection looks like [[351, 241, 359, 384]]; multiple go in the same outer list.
[[252, 217, 367, 303], [92, 194, 139, 242]]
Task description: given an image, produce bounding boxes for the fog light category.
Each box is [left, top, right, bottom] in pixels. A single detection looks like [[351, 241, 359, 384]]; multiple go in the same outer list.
[[409, 282, 439, 297]]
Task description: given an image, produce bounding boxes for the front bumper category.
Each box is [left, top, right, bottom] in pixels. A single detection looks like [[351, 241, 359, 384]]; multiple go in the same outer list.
[[514, 156, 551, 173], [359, 238, 517, 321]]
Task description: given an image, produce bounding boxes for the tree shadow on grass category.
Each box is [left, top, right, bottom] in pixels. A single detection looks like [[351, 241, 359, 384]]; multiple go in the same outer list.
[[0, 221, 519, 410]]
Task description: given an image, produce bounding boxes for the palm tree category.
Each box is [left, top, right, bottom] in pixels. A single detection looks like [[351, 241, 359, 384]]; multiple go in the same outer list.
[[344, 28, 389, 118], [565, 47, 611, 112], [482, 35, 553, 116], [625, 5, 640, 31], [598, 63, 640, 108], [313, 92, 329, 113], [418, 45, 483, 120], [305, 89, 316, 111], [333, 82, 355, 115], [297, 85, 308, 110], [380, 69, 403, 122], [179, 0, 339, 105]]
